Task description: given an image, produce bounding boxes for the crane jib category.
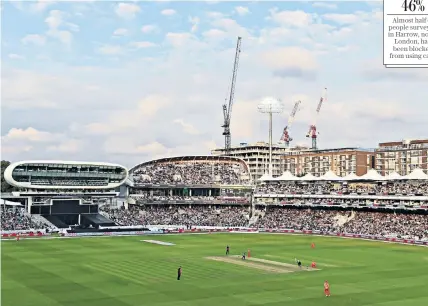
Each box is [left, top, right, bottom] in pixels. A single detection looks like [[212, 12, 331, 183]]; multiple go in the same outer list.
[[222, 37, 242, 154]]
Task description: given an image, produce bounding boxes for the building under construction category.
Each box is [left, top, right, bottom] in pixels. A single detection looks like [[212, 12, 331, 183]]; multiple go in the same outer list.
[[211, 142, 298, 182]]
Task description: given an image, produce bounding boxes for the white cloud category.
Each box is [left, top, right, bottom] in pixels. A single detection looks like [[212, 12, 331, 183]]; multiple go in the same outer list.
[[189, 16, 200, 33], [45, 9, 63, 28], [166, 32, 193, 47], [268, 9, 313, 27], [2, 127, 59, 142], [235, 6, 250, 16], [47, 139, 82, 153], [1, 127, 83, 156], [8, 54, 25, 60], [135, 142, 167, 155], [207, 11, 224, 19], [323, 13, 360, 24], [31, 0, 56, 12], [202, 29, 226, 40], [161, 9, 176, 16], [141, 24, 158, 33], [312, 2, 337, 10], [173, 119, 200, 135], [211, 18, 250, 37], [44, 10, 75, 45], [261, 47, 318, 79], [98, 45, 123, 55], [113, 28, 128, 36], [21, 34, 46, 45], [138, 95, 172, 117], [129, 41, 157, 49], [115, 3, 141, 19], [104, 138, 167, 156]]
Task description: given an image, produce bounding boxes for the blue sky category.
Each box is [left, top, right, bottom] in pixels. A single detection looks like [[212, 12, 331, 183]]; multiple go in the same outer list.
[[1, 1, 427, 167]]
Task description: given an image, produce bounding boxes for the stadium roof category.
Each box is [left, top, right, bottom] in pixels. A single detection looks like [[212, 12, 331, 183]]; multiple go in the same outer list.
[[130, 155, 250, 173], [4, 160, 128, 190]]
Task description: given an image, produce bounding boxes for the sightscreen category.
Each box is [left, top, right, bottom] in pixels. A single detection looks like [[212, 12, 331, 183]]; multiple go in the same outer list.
[[51, 200, 98, 214]]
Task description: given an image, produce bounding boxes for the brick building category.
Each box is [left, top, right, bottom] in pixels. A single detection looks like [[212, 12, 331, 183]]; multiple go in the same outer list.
[[375, 139, 428, 176], [281, 148, 375, 177]]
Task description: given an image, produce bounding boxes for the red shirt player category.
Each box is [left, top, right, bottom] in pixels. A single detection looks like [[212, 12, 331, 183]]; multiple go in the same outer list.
[[311, 261, 316, 268], [16, 234, 20, 242], [324, 280, 330, 297]]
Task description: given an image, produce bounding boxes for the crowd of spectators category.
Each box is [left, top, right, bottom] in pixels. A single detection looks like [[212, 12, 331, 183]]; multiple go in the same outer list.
[[132, 161, 250, 185], [100, 205, 249, 227], [256, 182, 428, 195], [3, 202, 427, 241], [252, 208, 428, 241], [254, 198, 428, 206], [99, 204, 428, 241], [1, 207, 52, 231], [132, 195, 217, 203]]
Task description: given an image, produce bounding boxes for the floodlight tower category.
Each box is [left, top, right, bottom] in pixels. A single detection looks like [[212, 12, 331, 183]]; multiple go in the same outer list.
[[258, 97, 284, 176]]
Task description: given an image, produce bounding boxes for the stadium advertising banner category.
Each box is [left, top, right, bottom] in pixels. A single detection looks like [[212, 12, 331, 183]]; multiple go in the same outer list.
[[63, 230, 162, 237]]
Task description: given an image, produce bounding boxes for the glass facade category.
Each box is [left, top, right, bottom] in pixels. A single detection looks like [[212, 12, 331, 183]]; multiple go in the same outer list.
[[11, 163, 127, 186]]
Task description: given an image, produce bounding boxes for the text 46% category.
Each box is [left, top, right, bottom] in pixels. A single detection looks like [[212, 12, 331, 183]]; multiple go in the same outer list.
[[402, 0, 426, 11]]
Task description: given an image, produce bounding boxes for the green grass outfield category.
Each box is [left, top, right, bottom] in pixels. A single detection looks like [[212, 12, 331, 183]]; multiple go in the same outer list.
[[2, 233, 428, 306]]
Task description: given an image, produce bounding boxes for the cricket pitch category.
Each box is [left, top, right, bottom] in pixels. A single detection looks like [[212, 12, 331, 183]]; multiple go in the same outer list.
[[205, 256, 319, 274]]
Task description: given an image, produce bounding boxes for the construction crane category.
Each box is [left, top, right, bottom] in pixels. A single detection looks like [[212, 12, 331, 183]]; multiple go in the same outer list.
[[280, 100, 301, 148], [306, 88, 327, 150], [222, 37, 242, 155]]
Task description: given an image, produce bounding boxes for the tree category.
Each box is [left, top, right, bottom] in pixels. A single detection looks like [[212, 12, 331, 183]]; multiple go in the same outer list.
[[1, 160, 16, 192]]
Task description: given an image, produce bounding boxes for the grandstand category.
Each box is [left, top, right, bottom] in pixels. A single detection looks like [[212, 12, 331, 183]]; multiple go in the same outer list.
[[130, 155, 251, 186], [129, 157, 251, 201], [1, 161, 128, 232], [4, 160, 127, 189], [1, 156, 428, 241]]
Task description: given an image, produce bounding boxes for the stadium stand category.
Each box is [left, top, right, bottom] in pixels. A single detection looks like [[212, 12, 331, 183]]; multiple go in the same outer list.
[[1, 157, 427, 243], [1, 161, 127, 232], [100, 205, 249, 227], [255, 182, 428, 195], [99, 205, 427, 241], [250, 207, 427, 240], [1, 207, 54, 231], [130, 156, 251, 185]]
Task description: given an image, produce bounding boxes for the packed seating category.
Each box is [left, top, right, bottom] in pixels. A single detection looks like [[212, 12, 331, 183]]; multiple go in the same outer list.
[[100, 205, 249, 227], [132, 158, 250, 185], [254, 198, 428, 206], [256, 182, 428, 195], [133, 195, 217, 203], [1, 207, 52, 231], [99, 204, 428, 241], [251, 207, 428, 241]]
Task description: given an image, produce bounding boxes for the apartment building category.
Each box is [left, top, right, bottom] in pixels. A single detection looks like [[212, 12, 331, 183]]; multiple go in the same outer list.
[[281, 148, 375, 177], [211, 142, 300, 181], [375, 139, 428, 176]]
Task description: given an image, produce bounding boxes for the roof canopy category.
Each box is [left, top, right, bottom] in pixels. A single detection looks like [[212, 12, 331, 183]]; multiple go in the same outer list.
[[273, 171, 297, 181], [320, 170, 342, 181], [385, 171, 403, 180], [403, 168, 428, 180], [299, 173, 321, 181], [357, 169, 385, 181], [258, 173, 274, 181], [259, 169, 428, 182], [343, 173, 359, 181]]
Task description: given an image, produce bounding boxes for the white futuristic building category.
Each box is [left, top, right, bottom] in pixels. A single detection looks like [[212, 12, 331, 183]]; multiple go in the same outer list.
[[4, 160, 128, 190]]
